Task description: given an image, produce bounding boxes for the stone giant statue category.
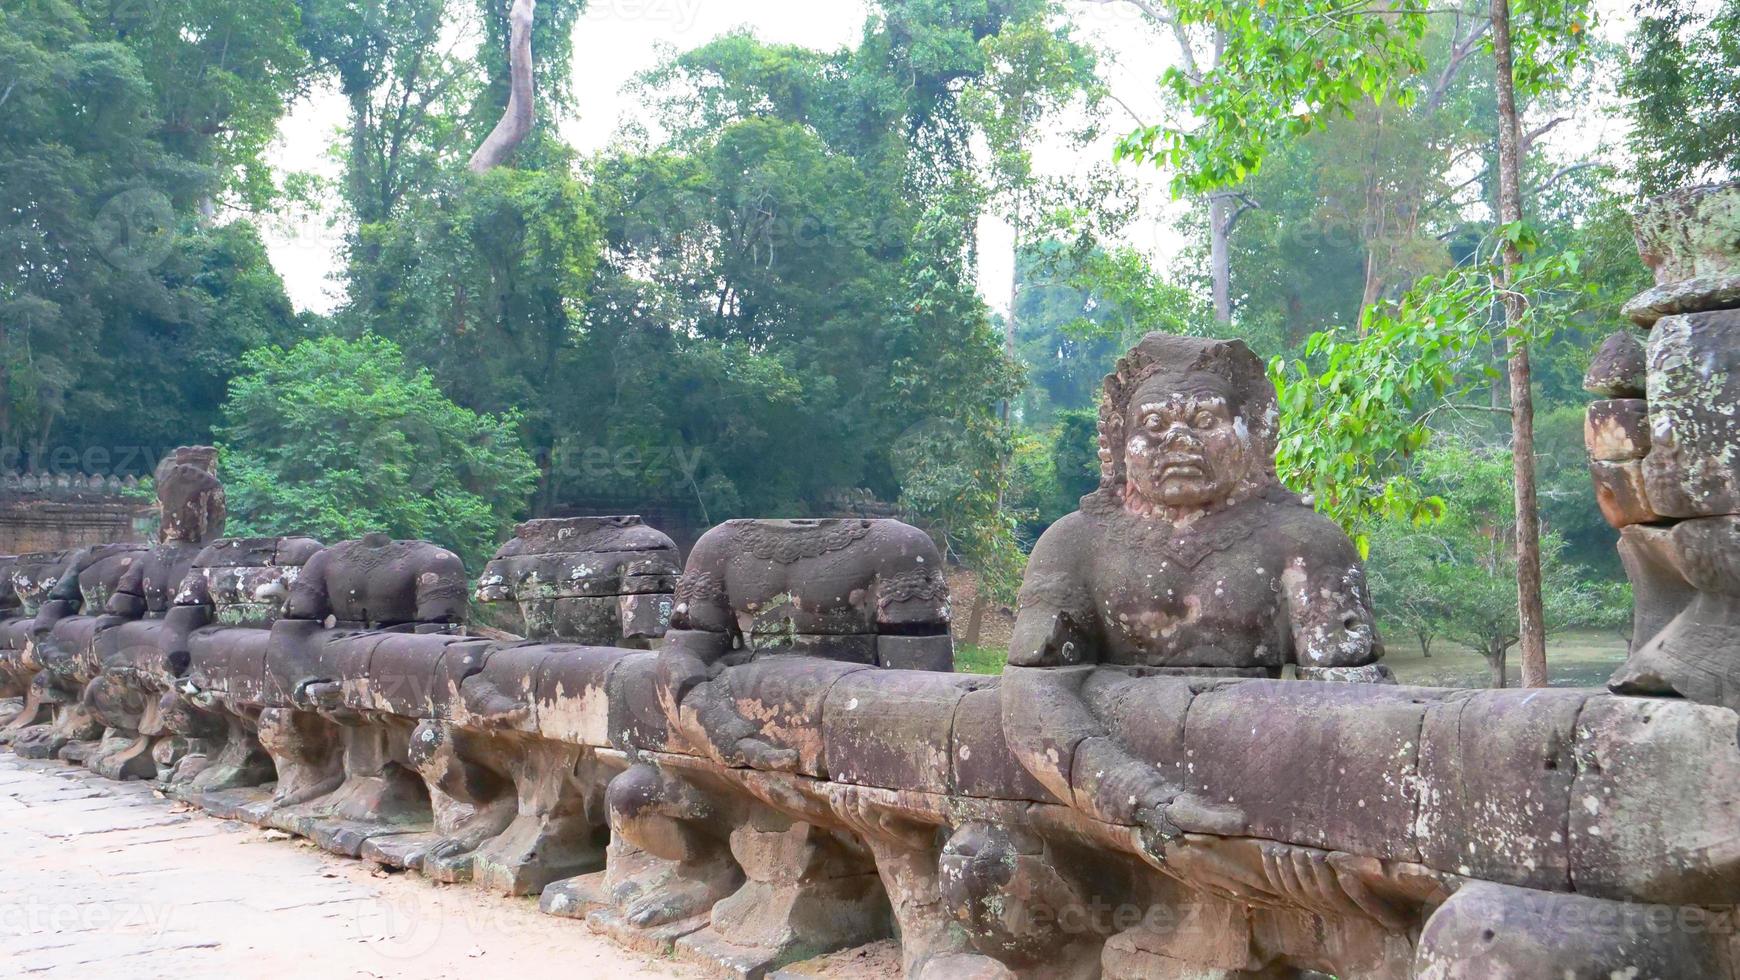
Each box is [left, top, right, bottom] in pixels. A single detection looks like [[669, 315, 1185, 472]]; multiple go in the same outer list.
[[1002, 334, 1389, 838]]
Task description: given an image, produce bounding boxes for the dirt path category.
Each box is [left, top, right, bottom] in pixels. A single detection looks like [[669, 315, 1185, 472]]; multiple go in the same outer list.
[[0, 754, 699, 980]]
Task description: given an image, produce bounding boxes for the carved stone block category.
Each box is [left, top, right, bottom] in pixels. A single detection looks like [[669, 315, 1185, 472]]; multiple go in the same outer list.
[[476, 517, 680, 645], [1589, 459, 1662, 528], [822, 671, 991, 794], [1583, 331, 1648, 398], [1610, 516, 1740, 707], [1585, 399, 1651, 461], [949, 688, 1064, 805], [1642, 309, 1740, 518], [876, 634, 955, 672], [534, 645, 629, 746], [1175, 681, 1436, 863], [1416, 690, 1589, 891], [1570, 695, 1740, 906], [1416, 881, 1733, 979]]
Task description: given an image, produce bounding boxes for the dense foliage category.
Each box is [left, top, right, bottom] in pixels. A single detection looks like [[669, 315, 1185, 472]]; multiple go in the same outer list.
[[0, 0, 308, 460], [1624, 0, 1740, 193], [218, 334, 537, 566]]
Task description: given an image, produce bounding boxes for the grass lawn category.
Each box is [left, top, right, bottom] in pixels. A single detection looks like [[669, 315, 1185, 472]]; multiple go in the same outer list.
[[1382, 629, 1630, 689], [953, 630, 1631, 689], [956, 643, 1011, 676]]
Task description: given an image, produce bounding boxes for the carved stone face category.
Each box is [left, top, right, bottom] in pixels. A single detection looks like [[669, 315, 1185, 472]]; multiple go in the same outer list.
[[1123, 372, 1255, 515]]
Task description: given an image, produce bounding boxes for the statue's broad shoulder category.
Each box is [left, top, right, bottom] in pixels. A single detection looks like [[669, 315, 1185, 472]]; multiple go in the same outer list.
[[1009, 334, 1385, 680]]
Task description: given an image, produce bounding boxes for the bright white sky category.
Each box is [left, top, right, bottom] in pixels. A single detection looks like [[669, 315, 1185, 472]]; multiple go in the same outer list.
[[261, 0, 1628, 317]]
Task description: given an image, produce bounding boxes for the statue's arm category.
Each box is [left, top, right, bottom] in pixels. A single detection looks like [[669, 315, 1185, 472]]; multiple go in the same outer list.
[[656, 534, 735, 711], [656, 533, 795, 769], [1282, 521, 1391, 683], [32, 551, 90, 635], [104, 558, 148, 620], [414, 549, 469, 624], [1003, 525, 1162, 824], [159, 570, 214, 677], [1004, 523, 1246, 839], [282, 548, 332, 621]]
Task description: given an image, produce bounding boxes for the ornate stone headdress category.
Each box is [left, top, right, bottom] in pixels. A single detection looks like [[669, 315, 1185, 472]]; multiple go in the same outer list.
[[1089, 334, 1280, 508]]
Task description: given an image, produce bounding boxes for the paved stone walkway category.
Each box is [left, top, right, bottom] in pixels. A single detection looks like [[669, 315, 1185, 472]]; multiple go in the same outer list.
[[0, 754, 698, 980]]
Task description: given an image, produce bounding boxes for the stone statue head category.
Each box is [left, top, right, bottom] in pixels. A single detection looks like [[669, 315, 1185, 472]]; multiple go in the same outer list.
[[1092, 334, 1278, 519], [156, 447, 227, 546]]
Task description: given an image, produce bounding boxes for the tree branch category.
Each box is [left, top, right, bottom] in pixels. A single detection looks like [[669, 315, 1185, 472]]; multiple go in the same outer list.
[[469, 0, 537, 173], [1422, 20, 1491, 113], [1078, 0, 1176, 25], [1520, 116, 1569, 153], [1531, 161, 1600, 195], [1076, 0, 1204, 82], [1212, 191, 1261, 236]]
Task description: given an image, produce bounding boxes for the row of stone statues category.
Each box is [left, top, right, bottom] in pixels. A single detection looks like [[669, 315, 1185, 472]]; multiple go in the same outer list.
[[5, 184, 1740, 978]]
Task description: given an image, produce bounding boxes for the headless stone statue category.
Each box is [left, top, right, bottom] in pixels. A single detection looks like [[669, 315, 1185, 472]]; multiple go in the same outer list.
[[0, 556, 20, 725], [285, 533, 468, 628], [0, 552, 69, 731], [659, 517, 953, 769], [7, 542, 148, 758], [589, 518, 949, 971], [475, 516, 680, 645], [157, 534, 325, 795]]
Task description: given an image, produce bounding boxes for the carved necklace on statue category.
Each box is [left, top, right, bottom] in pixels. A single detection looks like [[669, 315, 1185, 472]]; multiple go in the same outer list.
[[1089, 485, 1296, 570]]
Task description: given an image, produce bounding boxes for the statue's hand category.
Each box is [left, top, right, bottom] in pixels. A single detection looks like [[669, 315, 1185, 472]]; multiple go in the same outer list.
[[729, 736, 799, 773], [1134, 793, 1247, 861], [1167, 793, 1247, 835], [299, 680, 343, 712]]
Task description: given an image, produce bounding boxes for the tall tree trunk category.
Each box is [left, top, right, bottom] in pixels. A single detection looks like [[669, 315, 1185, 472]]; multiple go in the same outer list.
[[1210, 193, 1233, 324], [1491, 0, 1549, 689], [1360, 249, 1385, 316], [0, 323, 11, 450], [1003, 206, 1022, 423], [965, 592, 987, 648], [470, 0, 537, 173]]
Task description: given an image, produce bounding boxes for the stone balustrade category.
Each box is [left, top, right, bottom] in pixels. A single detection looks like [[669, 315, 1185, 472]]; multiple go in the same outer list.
[[6, 183, 1740, 978], [3, 512, 1736, 978]]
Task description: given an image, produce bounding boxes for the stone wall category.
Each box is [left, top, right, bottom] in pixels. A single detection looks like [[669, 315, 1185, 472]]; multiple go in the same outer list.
[[0, 473, 152, 554]]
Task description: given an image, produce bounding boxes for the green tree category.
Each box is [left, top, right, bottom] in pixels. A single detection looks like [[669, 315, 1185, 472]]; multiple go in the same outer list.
[[1366, 440, 1625, 687], [344, 164, 600, 505], [218, 334, 538, 568], [1623, 0, 1740, 194], [58, 222, 310, 457], [1271, 231, 1584, 538], [0, 0, 306, 460]]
